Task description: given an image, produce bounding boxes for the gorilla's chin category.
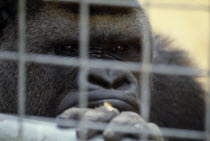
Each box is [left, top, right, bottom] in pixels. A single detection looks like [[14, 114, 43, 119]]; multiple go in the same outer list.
[[56, 90, 139, 115]]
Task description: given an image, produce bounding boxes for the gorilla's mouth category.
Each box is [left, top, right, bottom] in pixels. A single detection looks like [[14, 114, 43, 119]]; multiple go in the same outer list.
[[56, 89, 139, 115]]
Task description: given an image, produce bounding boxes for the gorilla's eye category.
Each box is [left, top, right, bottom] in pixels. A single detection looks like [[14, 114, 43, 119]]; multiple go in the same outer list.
[[112, 45, 126, 52], [54, 44, 79, 56], [63, 45, 78, 52]]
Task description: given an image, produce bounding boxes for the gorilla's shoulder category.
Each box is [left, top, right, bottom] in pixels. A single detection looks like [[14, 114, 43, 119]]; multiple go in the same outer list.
[[153, 34, 191, 66]]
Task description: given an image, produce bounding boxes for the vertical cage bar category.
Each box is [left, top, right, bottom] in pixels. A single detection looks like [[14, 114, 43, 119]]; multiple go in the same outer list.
[[78, 0, 90, 139], [139, 1, 152, 123], [138, 1, 153, 140], [17, 0, 26, 139], [79, 0, 89, 113], [205, 6, 210, 141]]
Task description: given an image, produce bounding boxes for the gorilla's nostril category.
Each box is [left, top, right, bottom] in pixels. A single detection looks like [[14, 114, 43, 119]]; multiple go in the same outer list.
[[88, 69, 137, 91], [88, 74, 111, 89]]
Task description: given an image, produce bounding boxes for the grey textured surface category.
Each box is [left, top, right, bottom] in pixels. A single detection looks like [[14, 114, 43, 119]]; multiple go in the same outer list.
[[0, 114, 78, 141]]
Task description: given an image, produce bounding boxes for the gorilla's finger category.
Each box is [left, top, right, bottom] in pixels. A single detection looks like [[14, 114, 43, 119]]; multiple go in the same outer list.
[[103, 112, 145, 141], [57, 107, 88, 120], [147, 123, 164, 141], [77, 106, 120, 139], [103, 112, 164, 141], [76, 126, 96, 140], [129, 122, 164, 141], [83, 106, 120, 121], [56, 107, 88, 128]]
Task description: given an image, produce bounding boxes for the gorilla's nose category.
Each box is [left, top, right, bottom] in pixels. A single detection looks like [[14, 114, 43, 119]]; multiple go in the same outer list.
[[88, 69, 138, 92]]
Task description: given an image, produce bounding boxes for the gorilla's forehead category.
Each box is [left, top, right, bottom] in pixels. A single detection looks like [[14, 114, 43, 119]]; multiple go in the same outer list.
[[26, 3, 143, 45]]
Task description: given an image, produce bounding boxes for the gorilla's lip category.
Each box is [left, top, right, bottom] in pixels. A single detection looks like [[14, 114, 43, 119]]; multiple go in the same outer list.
[[56, 89, 139, 115], [82, 99, 137, 112]]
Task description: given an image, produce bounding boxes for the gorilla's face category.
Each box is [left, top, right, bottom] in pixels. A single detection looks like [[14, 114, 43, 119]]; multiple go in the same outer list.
[[0, 0, 206, 134], [0, 2, 145, 116]]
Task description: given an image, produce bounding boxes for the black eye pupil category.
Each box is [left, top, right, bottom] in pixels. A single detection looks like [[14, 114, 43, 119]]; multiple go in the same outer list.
[[113, 45, 125, 51], [65, 46, 71, 49], [64, 45, 78, 52], [54, 44, 79, 56]]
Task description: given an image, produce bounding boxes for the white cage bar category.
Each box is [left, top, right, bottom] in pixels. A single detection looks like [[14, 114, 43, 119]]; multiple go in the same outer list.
[[77, 0, 90, 139], [17, 0, 27, 140]]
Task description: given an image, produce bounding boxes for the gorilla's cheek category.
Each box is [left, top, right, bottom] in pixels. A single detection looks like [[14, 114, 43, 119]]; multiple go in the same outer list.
[[39, 66, 78, 115], [56, 69, 140, 115]]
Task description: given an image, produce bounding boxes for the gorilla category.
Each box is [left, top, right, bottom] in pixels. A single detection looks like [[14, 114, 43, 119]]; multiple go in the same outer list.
[[0, 0, 205, 141]]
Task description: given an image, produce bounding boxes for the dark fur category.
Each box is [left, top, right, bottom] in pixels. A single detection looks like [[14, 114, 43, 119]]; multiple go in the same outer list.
[[0, 0, 205, 140], [151, 36, 204, 131]]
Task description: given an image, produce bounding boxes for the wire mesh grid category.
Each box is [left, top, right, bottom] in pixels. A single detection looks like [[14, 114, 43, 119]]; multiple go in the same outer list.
[[0, 0, 209, 141]]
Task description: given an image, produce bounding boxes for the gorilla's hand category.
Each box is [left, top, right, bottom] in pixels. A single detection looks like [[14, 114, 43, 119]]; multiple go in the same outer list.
[[56, 106, 164, 141]]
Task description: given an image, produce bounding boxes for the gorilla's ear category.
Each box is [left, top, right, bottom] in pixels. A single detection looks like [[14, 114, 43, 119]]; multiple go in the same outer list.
[[0, 0, 17, 37]]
